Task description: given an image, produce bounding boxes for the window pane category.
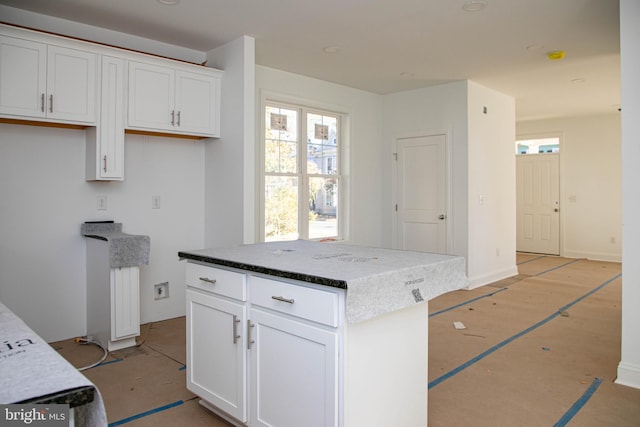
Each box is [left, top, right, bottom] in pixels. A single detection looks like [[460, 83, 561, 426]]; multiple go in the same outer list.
[[516, 137, 560, 155], [308, 177, 338, 240], [265, 175, 299, 242], [266, 106, 298, 173], [265, 140, 297, 173], [307, 113, 338, 175]]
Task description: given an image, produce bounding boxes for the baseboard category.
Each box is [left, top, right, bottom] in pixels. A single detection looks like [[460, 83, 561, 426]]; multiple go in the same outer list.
[[616, 361, 640, 389], [467, 265, 519, 289], [562, 249, 621, 262]]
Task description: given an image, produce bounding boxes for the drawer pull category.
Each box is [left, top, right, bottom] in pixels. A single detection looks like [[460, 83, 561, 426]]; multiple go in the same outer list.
[[271, 296, 295, 304], [199, 277, 217, 284]]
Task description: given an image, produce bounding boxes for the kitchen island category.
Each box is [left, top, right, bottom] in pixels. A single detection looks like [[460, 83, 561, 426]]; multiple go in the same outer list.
[[179, 240, 468, 427]]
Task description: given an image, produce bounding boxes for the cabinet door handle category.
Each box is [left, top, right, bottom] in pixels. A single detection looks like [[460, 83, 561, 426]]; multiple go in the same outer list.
[[247, 320, 255, 349], [198, 277, 216, 284], [171, 110, 175, 126], [176, 111, 181, 127], [49, 94, 53, 113], [41, 93, 45, 112], [232, 315, 241, 344], [103, 155, 107, 172], [272, 296, 295, 304]]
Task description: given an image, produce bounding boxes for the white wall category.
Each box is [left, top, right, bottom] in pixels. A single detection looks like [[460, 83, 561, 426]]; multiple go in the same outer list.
[[0, 5, 205, 64], [381, 81, 469, 259], [205, 36, 256, 247], [381, 81, 517, 287], [467, 82, 518, 287], [255, 66, 384, 247], [618, 0, 640, 389], [517, 113, 622, 261], [0, 126, 205, 342]]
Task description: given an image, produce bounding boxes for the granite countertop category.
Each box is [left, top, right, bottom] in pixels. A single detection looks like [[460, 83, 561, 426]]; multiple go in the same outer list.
[[81, 222, 150, 268], [179, 240, 469, 323]]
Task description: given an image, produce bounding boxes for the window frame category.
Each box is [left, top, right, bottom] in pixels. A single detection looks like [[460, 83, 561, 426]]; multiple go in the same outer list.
[[261, 100, 344, 242]]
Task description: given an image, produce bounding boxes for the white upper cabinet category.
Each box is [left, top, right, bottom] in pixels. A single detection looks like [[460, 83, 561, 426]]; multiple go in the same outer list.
[[86, 56, 125, 181], [128, 61, 221, 137], [0, 35, 97, 124]]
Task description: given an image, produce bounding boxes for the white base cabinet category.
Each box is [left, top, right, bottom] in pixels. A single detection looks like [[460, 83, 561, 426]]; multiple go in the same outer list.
[[86, 238, 140, 351], [185, 261, 429, 427], [187, 289, 247, 423], [249, 309, 337, 427]]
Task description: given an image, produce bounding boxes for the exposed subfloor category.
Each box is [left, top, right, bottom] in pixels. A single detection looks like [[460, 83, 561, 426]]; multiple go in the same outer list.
[[52, 254, 640, 426]]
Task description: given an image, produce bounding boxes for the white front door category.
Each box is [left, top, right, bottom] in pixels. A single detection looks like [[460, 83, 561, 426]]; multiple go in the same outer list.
[[516, 153, 560, 255], [394, 134, 447, 253]]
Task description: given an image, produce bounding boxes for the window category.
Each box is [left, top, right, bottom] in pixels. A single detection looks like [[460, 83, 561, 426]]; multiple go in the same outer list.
[[263, 103, 341, 242], [516, 137, 560, 155]]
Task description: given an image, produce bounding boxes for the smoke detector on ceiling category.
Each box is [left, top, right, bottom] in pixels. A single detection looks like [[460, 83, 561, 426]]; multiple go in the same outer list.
[[462, 1, 488, 12]]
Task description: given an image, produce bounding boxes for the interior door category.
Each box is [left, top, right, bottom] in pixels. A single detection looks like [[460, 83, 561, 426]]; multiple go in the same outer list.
[[395, 134, 447, 253], [516, 153, 560, 254]]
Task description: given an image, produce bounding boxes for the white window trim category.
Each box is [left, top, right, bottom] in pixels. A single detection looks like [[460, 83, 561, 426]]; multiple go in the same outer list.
[[258, 92, 350, 243]]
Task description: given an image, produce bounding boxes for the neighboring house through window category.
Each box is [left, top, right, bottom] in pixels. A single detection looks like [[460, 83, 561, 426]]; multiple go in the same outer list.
[[263, 102, 341, 242]]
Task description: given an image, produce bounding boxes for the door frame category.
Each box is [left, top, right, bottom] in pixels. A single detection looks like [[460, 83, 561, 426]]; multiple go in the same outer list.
[[516, 132, 564, 256], [391, 130, 453, 254]]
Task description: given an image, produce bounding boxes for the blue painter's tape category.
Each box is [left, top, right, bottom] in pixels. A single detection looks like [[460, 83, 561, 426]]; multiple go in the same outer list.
[[533, 258, 582, 277], [517, 255, 547, 265], [108, 400, 184, 426], [429, 287, 508, 318], [97, 358, 124, 367], [429, 273, 620, 389], [553, 377, 603, 427]]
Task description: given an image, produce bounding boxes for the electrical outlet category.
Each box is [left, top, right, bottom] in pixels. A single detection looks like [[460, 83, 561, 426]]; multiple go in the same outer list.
[[154, 282, 169, 300], [152, 195, 161, 209], [97, 195, 107, 210]]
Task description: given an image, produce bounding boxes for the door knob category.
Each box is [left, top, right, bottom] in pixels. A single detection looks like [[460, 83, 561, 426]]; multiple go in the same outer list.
[[438, 214, 446, 220]]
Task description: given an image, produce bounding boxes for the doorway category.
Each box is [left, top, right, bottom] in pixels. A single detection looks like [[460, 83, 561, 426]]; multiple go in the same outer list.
[[516, 152, 560, 255], [393, 134, 447, 254]]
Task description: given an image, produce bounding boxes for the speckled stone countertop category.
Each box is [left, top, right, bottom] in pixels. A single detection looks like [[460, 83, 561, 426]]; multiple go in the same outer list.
[[81, 222, 150, 268], [179, 240, 469, 323]]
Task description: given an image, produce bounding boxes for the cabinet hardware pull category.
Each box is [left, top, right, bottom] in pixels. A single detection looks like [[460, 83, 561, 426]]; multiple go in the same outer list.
[[177, 111, 181, 127], [171, 110, 175, 126], [272, 296, 295, 304], [232, 315, 241, 344], [41, 93, 45, 112], [103, 155, 107, 172], [247, 320, 255, 349], [199, 277, 216, 284], [49, 94, 53, 113]]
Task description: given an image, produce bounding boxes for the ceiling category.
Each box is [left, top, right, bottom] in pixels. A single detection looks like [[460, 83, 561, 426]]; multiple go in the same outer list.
[[0, 0, 620, 122]]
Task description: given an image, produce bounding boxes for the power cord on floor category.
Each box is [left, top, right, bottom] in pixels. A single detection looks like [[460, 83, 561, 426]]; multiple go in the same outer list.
[[74, 336, 109, 371]]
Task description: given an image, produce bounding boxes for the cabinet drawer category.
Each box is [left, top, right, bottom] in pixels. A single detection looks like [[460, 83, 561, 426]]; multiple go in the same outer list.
[[249, 276, 338, 327], [186, 263, 246, 301]]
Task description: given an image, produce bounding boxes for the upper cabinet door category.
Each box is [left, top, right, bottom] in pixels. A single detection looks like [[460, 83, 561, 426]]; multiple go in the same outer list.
[[127, 60, 220, 137], [127, 61, 175, 132], [47, 45, 97, 123], [0, 36, 47, 118], [0, 36, 96, 124], [175, 70, 220, 137]]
